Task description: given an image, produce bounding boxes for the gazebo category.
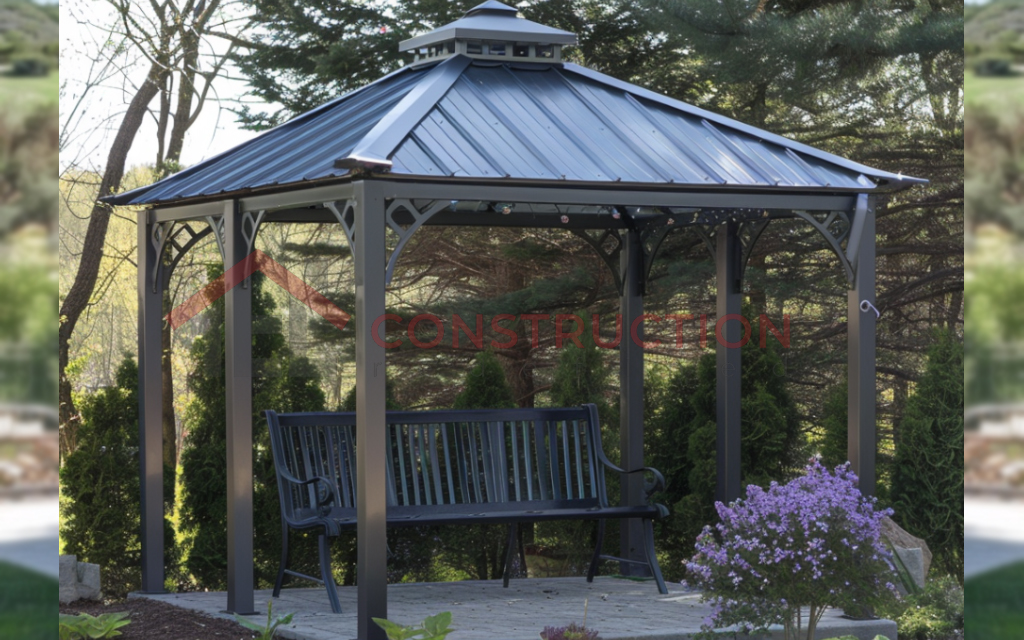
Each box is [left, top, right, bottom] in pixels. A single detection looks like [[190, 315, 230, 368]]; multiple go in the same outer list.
[[107, 3, 924, 638]]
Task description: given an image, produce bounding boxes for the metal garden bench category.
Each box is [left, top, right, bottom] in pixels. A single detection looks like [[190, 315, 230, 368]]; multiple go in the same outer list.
[[264, 403, 669, 613]]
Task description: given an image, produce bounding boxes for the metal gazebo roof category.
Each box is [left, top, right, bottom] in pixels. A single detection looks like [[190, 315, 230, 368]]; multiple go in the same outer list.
[[107, 4, 922, 208]]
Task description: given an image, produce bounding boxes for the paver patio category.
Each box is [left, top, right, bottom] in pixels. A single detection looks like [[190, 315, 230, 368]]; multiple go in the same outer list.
[[136, 576, 896, 640]]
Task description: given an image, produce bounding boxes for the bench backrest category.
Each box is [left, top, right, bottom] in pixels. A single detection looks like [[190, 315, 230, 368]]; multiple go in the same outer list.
[[264, 405, 608, 522]]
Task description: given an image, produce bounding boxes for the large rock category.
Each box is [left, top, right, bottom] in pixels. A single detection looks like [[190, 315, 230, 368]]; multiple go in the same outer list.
[[880, 517, 931, 590], [59, 555, 102, 603]]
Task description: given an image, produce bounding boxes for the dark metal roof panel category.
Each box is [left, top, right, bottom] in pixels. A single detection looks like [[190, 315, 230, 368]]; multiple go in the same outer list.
[[389, 63, 881, 190], [110, 57, 922, 207], [109, 66, 426, 206]]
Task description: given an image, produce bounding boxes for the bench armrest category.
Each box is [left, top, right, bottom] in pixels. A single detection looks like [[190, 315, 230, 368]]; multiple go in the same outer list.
[[596, 456, 666, 499], [277, 469, 338, 514]]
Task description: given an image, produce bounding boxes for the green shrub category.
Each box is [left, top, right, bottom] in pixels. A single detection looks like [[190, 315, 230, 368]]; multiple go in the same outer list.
[[890, 329, 964, 584], [649, 333, 804, 574], [178, 270, 326, 590], [9, 57, 49, 77], [59, 358, 179, 597], [878, 576, 963, 640], [453, 350, 516, 409]]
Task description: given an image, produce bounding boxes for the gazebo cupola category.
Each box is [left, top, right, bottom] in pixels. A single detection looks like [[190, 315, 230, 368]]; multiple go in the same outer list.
[[400, 1, 577, 65]]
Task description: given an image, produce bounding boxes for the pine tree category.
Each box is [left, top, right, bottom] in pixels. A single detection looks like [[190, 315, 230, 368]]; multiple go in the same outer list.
[[59, 358, 179, 597], [234, 0, 692, 128], [454, 350, 516, 410], [891, 329, 964, 584], [178, 269, 326, 589]]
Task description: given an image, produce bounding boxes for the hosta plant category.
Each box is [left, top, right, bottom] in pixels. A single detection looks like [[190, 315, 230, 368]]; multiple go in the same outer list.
[[685, 460, 897, 640], [58, 612, 131, 639], [373, 611, 454, 640]]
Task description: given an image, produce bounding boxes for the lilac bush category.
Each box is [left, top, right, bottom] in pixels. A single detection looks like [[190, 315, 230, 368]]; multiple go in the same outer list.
[[684, 460, 896, 640]]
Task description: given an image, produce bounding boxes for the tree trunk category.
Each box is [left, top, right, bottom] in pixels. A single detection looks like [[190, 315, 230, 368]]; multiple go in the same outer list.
[[162, 288, 176, 474], [58, 63, 165, 457]]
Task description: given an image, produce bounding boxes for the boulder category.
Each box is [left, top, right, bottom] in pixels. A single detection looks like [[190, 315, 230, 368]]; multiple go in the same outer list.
[[880, 517, 931, 589], [58, 555, 102, 603], [59, 555, 77, 604]]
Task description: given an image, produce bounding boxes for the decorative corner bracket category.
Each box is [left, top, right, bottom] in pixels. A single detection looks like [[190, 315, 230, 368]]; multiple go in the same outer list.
[[150, 221, 214, 293], [383, 199, 449, 285], [326, 198, 447, 285], [791, 200, 863, 286], [571, 228, 624, 294], [204, 216, 226, 261], [325, 200, 357, 253]]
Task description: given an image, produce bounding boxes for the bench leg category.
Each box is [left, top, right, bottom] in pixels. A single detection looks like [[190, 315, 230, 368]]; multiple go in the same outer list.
[[587, 520, 606, 584], [642, 519, 668, 595], [273, 523, 288, 598], [319, 534, 342, 614], [502, 523, 517, 588]]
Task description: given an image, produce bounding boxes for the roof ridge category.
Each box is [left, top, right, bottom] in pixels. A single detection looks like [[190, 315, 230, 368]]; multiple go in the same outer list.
[[560, 62, 926, 187], [335, 55, 473, 170]]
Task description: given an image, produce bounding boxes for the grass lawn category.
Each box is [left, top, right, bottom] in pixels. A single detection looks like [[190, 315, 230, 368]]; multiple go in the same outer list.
[[0, 560, 57, 639], [965, 560, 1024, 639], [0, 71, 57, 113]]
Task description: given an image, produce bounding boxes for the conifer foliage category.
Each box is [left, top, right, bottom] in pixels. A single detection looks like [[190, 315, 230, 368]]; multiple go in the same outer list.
[[178, 270, 326, 589], [60, 357, 179, 598], [891, 329, 964, 584], [648, 337, 803, 578]]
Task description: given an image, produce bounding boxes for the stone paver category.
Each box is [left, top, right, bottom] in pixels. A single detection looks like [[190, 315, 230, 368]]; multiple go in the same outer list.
[[965, 495, 1024, 579], [137, 577, 896, 640]]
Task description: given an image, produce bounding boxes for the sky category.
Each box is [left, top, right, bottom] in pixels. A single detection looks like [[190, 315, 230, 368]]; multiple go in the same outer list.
[[59, 0, 260, 174]]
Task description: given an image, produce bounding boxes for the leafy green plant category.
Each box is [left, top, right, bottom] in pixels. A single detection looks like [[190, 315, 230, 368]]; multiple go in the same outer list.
[[234, 600, 294, 640], [878, 575, 963, 640], [58, 612, 130, 639], [821, 636, 890, 640], [373, 611, 453, 640]]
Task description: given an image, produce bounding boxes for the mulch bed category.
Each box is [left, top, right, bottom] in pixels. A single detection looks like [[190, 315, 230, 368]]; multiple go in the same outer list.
[[59, 597, 257, 640]]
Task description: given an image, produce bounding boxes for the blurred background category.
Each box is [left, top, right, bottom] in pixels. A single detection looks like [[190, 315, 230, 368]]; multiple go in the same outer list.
[[965, 3, 1024, 638], [965, 0, 1024, 492], [0, 0, 59, 619]]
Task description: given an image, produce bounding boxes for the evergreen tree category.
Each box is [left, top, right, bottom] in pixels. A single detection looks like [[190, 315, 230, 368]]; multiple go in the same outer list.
[[234, 0, 692, 129], [443, 351, 517, 580], [649, 335, 803, 578], [178, 269, 326, 589], [454, 350, 516, 410], [891, 329, 964, 584], [59, 358, 179, 597], [818, 380, 849, 470]]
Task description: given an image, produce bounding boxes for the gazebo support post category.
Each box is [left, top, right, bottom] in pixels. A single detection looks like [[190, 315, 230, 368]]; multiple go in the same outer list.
[[847, 195, 876, 495], [138, 212, 166, 593], [224, 201, 256, 615], [715, 221, 742, 504], [618, 229, 647, 574], [354, 181, 388, 640]]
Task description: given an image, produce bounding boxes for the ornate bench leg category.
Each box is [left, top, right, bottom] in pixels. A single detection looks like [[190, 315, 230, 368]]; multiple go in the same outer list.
[[642, 519, 668, 594], [502, 523, 517, 588], [587, 520, 606, 583], [319, 534, 342, 613], [274, 523, 289, 598]]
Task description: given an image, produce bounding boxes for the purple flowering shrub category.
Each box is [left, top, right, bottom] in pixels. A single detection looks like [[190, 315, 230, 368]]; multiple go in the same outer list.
[[684, 460, 896, 640]]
